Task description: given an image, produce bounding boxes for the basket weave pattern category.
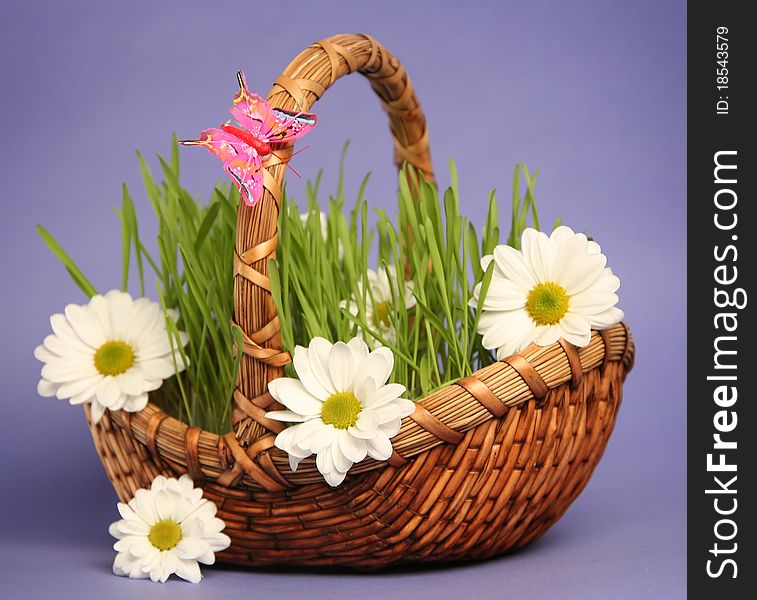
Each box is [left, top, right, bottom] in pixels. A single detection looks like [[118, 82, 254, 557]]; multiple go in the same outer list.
[[87, 34, 634, 569]]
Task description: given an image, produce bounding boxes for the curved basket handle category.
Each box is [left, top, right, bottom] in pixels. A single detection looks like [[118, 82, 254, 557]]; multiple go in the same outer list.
[[232, 34, 433, 443]]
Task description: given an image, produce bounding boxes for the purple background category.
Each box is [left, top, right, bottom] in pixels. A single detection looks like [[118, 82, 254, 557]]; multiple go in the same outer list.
[[0, 1, 686, 598]]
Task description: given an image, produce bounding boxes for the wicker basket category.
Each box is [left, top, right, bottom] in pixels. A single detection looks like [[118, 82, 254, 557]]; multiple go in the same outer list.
[[87, 33, 634, 570]]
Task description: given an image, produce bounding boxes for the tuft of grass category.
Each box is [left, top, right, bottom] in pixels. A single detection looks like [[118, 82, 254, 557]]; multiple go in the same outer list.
[[271, 151, 553, 398], [38, 137, 242, 433], [39, 138, 556, 429]]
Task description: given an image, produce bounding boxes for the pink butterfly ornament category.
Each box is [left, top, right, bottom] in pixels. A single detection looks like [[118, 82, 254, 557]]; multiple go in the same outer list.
[[181, 71, 317, 206]]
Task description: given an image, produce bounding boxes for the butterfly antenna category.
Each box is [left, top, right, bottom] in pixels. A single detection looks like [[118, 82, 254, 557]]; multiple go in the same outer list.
[[270, 151, 303, 178], [290, 145, 311, 159], [271, 146, 310, 177]]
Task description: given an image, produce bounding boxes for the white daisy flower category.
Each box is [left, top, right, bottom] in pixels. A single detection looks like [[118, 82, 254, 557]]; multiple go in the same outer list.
[[471, 226, 624, 359], [34, 290, 189, 423], [340, 265, 416, 345], [109, 474, 231, 583], [265, 337, 415, 487]]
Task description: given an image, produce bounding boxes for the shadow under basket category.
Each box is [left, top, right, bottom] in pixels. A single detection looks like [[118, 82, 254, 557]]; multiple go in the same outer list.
[[86, 33, 635, 570]]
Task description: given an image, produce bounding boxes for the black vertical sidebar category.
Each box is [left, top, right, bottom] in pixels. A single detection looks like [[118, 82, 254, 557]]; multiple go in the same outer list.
[[688, 2, 755, 598]]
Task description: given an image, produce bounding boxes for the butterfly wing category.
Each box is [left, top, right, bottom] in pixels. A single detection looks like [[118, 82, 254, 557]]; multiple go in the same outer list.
[[181, 127, 262, 206], [180, 128, 239, 161], [224, 149, 263, 206], [231, 70, 279, 138], [265, 108, 318, 143], [182, 71, 314, 206]]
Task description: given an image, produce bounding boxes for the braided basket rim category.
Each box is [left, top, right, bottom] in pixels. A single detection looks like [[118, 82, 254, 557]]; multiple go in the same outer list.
[[102, 323, 634, 492]]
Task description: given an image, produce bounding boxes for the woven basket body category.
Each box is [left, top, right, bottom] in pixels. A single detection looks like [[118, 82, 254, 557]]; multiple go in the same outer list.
[[87, 34, 634, 570]]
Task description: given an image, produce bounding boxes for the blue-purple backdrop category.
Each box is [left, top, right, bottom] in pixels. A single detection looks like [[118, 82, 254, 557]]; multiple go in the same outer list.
[[0, 1, 685, 598]]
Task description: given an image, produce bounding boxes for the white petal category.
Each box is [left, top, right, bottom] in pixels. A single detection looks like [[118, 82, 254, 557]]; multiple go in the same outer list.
[[131, 302, 162, 342], [90, 401, 106, 423], [96, 377, 126, 409], [481, 254, 494, 272], [122, 392, 149, 413], [37, 378, 59, 397], [267, 378, 322, 417], [114, 370, 147, 395], [293, 345, 331, 400], [309, 425, 338, 453], [362, 347, 394, 386], [127, 536, 154, 558], [354, 376, 377, 409], [289, 453, 305, 472], [589, 306, 625, 329], [159, 551, 180, 582], [106, 291, 136, 340], [323, 468, 347, 487], [563, 330, 592, 348], [175, 558, 202, 583], [330, 441, 353, 473], [534, 325, 562, 347], [137, 358, 176, 381], [315, 444, 335, 477], [42, 333, 91, 358], [178, 473, 195, 493], [49, 312, 94, 350], [372, 399, 415, 425], [570, 290, 619, 315], [204, 531, 230, 554], [395, 398, 415, 419], [521, 229, 554, 282], [492, 245, 536, 289], [131, 488, 158, 524], [480, 278, 528, 311], [328, 342, 354, 392], [337, 430, 368, 463], [549, 225, 577, 245], [265, 410, 308, 423], [346, 336, 370, 372], [479, 309, 534, 353], [135, 338, 174, 361], [557, 252, 607, 297], [154, 492, 176, 522], [41, 359, 98, 383], [112, 517, 149, 537], [87, 294, 114, 340], [365, 383, 406, 409], [113, 551, 148, 579], [349, 411, 379, 439], [56, 375, 102, 400], [176, 537, 209, 561], [588, 240, 602, 255], [307, 337, 337, 395], [290, 418, 326, 447], [379, 417, 404, 438], [34, 344, 58, 363], [64, 303, 106, 348], [273, 426, 314, 469], [150, 475, 166, 492], [366, 433, 393, 461], [593, 268, 621, 293]]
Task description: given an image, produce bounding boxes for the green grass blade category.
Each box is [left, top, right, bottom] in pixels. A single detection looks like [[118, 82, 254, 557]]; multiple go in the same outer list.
[[37, 225, 97, 298]]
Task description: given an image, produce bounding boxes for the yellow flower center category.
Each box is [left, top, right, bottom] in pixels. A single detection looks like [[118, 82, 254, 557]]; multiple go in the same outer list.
[[321, 391, 362, 429], [148, 519, 182, 551], [94, 341, 135, 376], [372, 301, 392, 328], [526, 282, 570, 325]]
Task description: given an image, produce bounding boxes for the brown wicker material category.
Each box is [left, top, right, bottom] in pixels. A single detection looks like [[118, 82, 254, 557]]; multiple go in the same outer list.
[[86, 33, 635, 569]]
